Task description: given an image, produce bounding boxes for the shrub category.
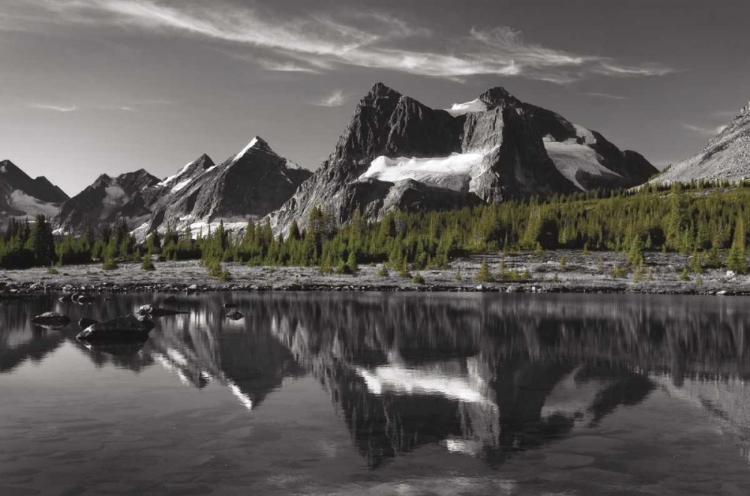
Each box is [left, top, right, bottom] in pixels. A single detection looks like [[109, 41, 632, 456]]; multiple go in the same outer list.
[[474, 260, 494, 282], [141, 256, 156, 271], [612, 264, 627, 278], [377, 265, 389, 277], [102, 258, 118, 270], [680, 267, 690, 281], [412, 273, 425, 284]]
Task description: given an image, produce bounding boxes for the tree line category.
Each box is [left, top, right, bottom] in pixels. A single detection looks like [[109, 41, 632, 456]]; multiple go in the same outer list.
[[2, 180, 750, 274]]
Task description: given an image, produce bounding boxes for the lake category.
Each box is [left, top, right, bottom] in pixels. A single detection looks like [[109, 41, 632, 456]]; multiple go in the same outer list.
[[2, 292, 750, 495]]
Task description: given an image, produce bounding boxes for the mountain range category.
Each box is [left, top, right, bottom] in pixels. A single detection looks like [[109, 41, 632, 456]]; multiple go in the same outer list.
[[13, 82, 749, 238], [269, 83, 657, 234]]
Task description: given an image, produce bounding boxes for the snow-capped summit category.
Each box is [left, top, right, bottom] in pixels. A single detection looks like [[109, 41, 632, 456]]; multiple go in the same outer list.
[[0, 160, 69, 225]]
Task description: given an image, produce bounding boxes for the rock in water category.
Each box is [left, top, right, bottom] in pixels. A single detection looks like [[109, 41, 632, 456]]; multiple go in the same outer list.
[[78, 317, 98, 329], [77, 315, 155, 342], [137, 304, 187, 317], [31, 312, 71, 327], [225, 310, 244, 320]]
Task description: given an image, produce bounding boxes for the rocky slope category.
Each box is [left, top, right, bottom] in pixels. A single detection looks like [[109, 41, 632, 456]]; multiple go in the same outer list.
[[652, 102, 750, 184], [0, 160, 69, 225], [54, 169, 160, 235], [270, 83, 657, 234], [133, 137, 311, 238]]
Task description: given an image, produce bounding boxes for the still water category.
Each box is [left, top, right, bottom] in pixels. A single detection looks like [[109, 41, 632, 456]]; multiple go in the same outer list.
[[2, 292, 750, 495]]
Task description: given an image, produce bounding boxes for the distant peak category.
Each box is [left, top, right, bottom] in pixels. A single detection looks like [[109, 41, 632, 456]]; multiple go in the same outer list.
[[364, 82, 401, 101], [231, 136, 275, 162], [479, 86, 520, 109]]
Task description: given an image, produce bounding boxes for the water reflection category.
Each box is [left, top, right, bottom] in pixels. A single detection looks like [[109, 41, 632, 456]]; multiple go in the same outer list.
[[2, 293, 750, 470]]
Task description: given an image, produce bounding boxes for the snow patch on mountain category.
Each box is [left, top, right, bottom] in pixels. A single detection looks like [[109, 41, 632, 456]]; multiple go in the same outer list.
[[170, 178, 193, 193], [445, 99, 488, 116], [9, 190, 59, 217], [158, 161, 193, 188], [231, 137, 259, 163], [544, 141, 620, 190], [573, 124, 597, 145], [101, 185, 128, 219], [359, 149, 496, 192]]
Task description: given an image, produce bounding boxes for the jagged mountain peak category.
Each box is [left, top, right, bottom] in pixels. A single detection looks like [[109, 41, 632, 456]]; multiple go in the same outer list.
[[479, 86, 520, 109]]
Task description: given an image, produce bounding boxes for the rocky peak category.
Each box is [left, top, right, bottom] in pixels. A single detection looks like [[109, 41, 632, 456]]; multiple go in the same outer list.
[[479, 87, 520, 110]]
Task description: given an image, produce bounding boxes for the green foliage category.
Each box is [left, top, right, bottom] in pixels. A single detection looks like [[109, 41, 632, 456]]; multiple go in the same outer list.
[[377, 265, 389, 277], [141, 253, 156, 271], [102, 258, 118, 270], [726, 216, 748, 274], [474, 259, 494, 282], [559, 256, 567, 272], [680, 267, 690, 281], [627, 236, 645, 267], [412, 273, 425, 284], [612, 264, 628, 278]]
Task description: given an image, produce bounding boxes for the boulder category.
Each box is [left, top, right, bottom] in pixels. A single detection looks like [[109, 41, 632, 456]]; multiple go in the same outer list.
[[78, 317, 98, 329], [31, 312, 70, 327], [226, 310, 244, 320], [77, 315, 155, 342], [137, 304, 187, 317]]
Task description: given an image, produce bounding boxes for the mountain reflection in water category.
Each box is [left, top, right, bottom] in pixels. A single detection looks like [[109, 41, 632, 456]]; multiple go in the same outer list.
[[2, 292, 750, 473]]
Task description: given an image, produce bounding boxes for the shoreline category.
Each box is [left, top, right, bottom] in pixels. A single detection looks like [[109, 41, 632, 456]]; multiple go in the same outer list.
[[2, 251, 750, 298]]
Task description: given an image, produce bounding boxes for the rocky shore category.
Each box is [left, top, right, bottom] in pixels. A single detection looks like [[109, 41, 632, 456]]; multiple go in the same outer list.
[[1, 251, 749, 298]]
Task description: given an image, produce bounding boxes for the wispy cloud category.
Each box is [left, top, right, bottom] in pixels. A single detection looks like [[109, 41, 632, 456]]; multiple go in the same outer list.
[[312, 90, 347, 107], [681, 123, 727, 137], [581, 92, 629, 100], [29, 103, 78, 112], [593, 63, 675, 78], [6, 0, 676, 84]]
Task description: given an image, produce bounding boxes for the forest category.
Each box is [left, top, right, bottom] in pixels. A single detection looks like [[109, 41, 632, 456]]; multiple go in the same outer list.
[[1, 180, 749, 275]]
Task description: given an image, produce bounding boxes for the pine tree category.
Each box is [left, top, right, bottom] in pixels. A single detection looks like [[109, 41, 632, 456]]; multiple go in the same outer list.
[[726, 216, 748, 274]]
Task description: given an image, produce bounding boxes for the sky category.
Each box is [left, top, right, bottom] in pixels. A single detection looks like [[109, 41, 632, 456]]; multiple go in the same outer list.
[[0, 0, 748, 196]]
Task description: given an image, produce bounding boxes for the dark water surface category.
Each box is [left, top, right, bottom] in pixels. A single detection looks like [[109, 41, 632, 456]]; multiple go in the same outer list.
[[2, 293, 750, 495]]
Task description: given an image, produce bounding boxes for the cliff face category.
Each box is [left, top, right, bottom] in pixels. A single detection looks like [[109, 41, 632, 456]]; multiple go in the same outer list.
[[269, 83, 657, 235]]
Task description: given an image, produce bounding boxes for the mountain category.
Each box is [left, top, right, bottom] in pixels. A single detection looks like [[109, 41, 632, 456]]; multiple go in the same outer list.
[[54, 137, 311, 238], [269, 83, 657, 234], [133, 137, 311, 238], [54, 169, 160, 234], [0, 160, 69, 225], [652, 102, 750, 184]]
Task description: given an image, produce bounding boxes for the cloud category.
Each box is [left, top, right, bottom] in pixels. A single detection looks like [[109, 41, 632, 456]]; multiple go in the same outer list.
[[594, 62, 675, 78], [581, 92, 629, 100], [28, 103, 78, 112], [6, 0, 676, 83], [681, 123, 727, 137], [312, 90, 346, 107]]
